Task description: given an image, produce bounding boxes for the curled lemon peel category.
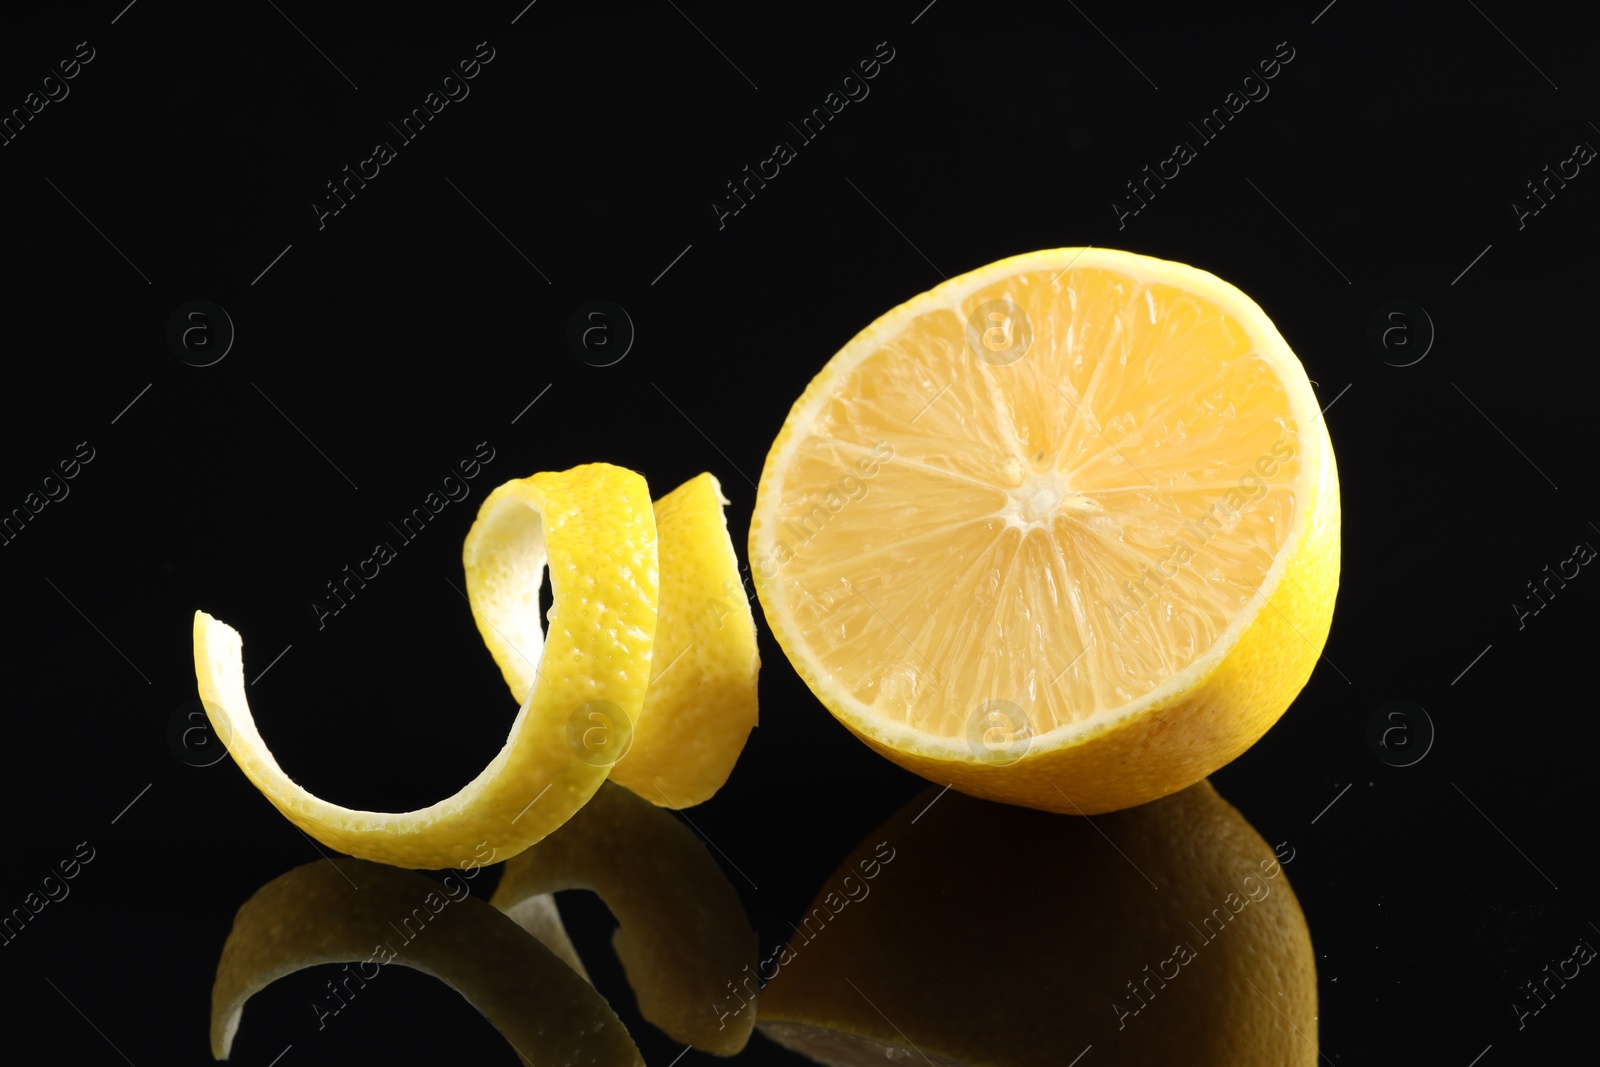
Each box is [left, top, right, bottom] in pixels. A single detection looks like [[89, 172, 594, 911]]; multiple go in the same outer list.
[[193, 463, 658, 869]]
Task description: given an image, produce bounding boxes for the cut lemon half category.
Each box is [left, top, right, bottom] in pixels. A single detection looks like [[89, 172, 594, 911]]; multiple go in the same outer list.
[[194, 462, 658, 869], [750, 248, 1339, 813]]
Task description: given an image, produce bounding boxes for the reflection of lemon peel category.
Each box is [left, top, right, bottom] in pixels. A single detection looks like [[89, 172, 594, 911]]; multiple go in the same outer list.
[[211, 858, 642, 1066], [491, 781, 757, 1055], [609, 473, 761, 808], [497, 890, 590, 981], [193, 463, 657, 869], [759, 781, 1317, 1066]]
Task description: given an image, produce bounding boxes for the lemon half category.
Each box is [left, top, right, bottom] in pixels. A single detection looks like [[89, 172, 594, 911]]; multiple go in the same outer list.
[[750, 248, 1339, 813]]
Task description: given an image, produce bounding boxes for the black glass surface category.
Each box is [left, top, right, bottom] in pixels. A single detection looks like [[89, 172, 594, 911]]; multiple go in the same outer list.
[[1, 3, 1595, 1063]]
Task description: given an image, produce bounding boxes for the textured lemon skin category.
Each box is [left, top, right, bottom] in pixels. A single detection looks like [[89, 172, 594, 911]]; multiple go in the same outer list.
[[750, 247, 1340, 814], [490, 782, 758, 1055], [757, 782, 1318, 1067], [194, 463, 658, 869], [608, 473, 761, 809], [210, 859, 643, 1065], [464, 463, 659, 718]]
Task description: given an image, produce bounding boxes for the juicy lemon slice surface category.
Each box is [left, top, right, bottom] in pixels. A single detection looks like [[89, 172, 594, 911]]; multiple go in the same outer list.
[[750, 248, 1339, 813], [194, 462, 658, 869]]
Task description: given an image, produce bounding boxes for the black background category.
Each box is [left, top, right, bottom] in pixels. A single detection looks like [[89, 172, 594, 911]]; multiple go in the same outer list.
[[1, 1, 1596, 1063]]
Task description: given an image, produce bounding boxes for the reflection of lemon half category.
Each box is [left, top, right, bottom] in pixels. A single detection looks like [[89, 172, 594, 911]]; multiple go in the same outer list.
[[211, 858, 642, 1066], [194, 463, 658, 868], [750, 248, 1339, 813], [491, 781, 758, 1056], [758, 780, 1317, 1066]]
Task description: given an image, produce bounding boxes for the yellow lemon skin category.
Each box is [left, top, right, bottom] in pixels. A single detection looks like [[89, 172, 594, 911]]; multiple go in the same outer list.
[[195, 462, 658, 869], [609, 473, 761, 809]]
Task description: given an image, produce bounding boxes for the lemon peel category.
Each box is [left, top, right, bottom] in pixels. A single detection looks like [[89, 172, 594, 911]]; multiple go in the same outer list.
[[608, 473, 760, 808], [193, 462, 658, 869], [465, 471, 759, 809]]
